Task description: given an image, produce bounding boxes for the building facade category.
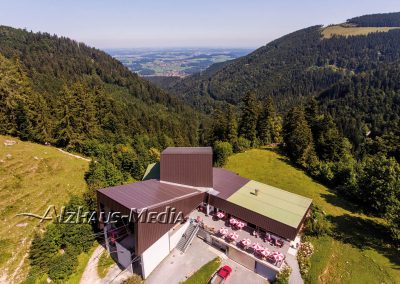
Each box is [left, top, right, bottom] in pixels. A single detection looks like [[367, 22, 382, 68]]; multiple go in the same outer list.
[[97, 147, 312, 279]]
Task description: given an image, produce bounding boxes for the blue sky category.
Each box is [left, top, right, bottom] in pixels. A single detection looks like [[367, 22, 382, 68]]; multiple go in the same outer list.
[[0, 0, 399, 48]]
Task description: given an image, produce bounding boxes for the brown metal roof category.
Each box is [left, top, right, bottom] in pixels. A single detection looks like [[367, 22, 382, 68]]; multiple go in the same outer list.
[[97, 179, 200, 212], [213, 168, 250, 199], [162, 147, 212, 155], [161, 149, 213, 187]]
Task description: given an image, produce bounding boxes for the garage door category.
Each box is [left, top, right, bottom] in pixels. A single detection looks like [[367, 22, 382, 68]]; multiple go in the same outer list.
[[227, 246, 255, 270], [255, 261, 277, 281]]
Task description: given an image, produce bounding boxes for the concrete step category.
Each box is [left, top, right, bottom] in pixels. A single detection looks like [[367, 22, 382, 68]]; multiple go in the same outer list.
[[176, 223, 198, 253]]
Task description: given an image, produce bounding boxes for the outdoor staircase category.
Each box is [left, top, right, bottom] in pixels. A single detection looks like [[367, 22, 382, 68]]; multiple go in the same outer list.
[[176, 223, 199, 253]]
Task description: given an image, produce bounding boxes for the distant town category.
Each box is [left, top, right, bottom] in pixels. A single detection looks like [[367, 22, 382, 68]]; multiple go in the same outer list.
[[106, 48, 252, 77]]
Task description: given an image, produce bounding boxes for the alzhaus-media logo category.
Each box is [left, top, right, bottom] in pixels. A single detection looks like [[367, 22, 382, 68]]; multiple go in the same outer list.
[[17, 205, 185, 224]]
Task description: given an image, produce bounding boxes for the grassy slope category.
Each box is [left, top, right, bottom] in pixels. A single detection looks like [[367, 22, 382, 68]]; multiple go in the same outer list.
[[97, 250, 115, 278], [322, 25, 400, 38], [224, 148, 400, 284], [182, 257, 221, 284], [0, 135, 89, 283]]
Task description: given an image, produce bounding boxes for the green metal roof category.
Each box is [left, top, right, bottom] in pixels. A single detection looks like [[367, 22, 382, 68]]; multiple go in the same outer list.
[[227, 180, 312, 228]]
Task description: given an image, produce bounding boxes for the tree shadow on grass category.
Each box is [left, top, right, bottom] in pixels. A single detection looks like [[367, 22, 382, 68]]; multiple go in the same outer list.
[[328, 214, 400, 269], [320, 191, 364, 215], [262, 146, 286, 156]]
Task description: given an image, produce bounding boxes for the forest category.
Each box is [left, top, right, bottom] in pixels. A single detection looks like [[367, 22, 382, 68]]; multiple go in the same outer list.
[[204, 92, 399, 245], [166, 15, 400, 245], [347, 12, 400, 27], [0, 25, 203, 185], [168, 24, 400, 152]]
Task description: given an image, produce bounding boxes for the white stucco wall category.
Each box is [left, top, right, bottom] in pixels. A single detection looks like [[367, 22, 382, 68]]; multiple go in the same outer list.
[[141, 232, 170, 279], [169, 221, 190, 251]]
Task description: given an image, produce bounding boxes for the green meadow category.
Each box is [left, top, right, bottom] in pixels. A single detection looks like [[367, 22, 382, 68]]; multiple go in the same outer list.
[[0, 135, 89, 283], [225, 148, 400, 284]]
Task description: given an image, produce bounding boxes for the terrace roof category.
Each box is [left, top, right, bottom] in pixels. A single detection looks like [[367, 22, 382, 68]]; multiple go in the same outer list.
[[227, 180, 312, 228]]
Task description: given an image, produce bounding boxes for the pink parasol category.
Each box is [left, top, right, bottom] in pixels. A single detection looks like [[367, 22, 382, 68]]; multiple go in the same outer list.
[[272, 251, 284, 261], [228, 232, 239, 240], [260, 248, 270, 257], [219, 227, 228, 235], [241, 238, 251, 246], [252, 243, 263, 251], [236, 221, 245, 229], [229, 217, 238, 225], [216, 212, 225, 219]]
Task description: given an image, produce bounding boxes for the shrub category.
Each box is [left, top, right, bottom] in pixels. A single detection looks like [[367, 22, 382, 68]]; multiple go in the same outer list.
[[26, 196, 95, 282], [48, 251, 77, 281], [213, 141, 233, 166], [304, 206, 331, 237], [274, 264, 292, 284], [297, 242, 314, 277], [123, 274, 144, 284], [233, 137, 251, 153]]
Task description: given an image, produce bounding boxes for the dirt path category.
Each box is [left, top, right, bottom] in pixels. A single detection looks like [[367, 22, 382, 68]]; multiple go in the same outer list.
[[80, 246, 131, 284], [57, 148, 91, 162], [80, 245, 105, 284]]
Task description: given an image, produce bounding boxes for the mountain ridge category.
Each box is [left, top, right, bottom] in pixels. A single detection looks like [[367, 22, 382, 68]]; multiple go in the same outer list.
[[167, 14, 400, 149]]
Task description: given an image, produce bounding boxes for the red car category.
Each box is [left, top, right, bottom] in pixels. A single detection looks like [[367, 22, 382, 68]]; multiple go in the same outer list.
[[210, 265, 232, 284]]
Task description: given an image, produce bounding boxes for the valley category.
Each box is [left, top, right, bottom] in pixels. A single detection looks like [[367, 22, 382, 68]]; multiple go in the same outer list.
[[106, 48, 251, 77]]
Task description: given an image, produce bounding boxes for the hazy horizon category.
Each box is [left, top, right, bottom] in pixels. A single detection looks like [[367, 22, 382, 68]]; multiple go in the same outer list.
[[0, 0, 399, 49]]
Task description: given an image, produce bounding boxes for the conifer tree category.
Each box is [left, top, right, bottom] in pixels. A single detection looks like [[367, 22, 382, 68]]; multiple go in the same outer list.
[[283, 107, 317, 168], [239, 92, 258, 144], [226, 105, 238, 142], [257, 96, 281, 145], [211, 107, 227, 143]]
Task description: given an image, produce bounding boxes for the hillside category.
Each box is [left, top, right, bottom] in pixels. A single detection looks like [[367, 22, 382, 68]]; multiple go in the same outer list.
[[347, 12, 400, 27], [0, 135, 89, 283], [168, 12, 400, 149], [225, 148, 400, 284], [0, 25, 200, 149]]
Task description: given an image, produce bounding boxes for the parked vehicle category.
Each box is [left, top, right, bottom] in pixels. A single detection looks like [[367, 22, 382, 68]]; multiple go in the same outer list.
[[210, 265, 232, 284]]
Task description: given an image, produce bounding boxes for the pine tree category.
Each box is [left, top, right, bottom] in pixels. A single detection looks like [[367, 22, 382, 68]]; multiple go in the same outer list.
[[283, 107, 317, 168], [257, 97, 280, 145], [226, 105, 238, 142], [239, 92, 258, 144], [211, 107, 227, 143], [55, 86, 74, 147], [15, 101, 32, 141]]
